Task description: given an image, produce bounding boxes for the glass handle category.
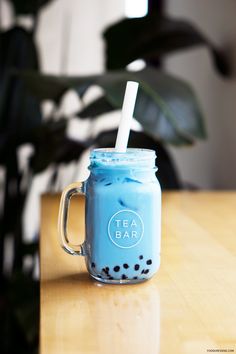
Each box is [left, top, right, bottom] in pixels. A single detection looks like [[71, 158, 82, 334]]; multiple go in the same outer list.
[[58, 182, 85, 256]]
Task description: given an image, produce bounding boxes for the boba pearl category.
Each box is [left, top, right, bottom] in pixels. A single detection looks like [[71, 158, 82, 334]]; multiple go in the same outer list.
[[91, 262, 96, 268], [114, 266, 120, 272], [123, 263, 129, 269], [122, 274, 128, 279], [133, 277, 138, 280], [102, 268, 109, 275], [144, 269, 149, 274], [146, 259, 152, 265], [134, 264, 140, 271], [139, 255, 143, 260]]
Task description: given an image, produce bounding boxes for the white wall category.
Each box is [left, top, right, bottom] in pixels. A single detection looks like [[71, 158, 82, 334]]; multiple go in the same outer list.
[[166, 0, 236, 189], [37, 0, 125, 75]]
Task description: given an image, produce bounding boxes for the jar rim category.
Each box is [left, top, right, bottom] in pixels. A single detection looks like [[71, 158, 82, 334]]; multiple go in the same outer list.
[[90, 148, 156, 161]]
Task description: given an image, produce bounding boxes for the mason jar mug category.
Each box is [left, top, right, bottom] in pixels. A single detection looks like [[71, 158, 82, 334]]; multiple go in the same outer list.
[[58, 148, 161, 284]]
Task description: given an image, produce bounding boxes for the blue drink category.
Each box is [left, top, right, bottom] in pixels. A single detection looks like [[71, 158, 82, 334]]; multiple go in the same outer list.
[[85, 148, 161, 284], [58, 148, 161, 284]]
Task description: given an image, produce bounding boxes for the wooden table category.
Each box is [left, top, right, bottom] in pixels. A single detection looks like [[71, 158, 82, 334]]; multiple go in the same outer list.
[[40, 192, 236, 354]]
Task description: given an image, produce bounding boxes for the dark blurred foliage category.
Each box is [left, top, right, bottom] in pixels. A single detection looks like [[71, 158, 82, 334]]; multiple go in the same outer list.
[[103, 14, 230, 76], [0, 22, 41, 354], [18, 68, 206, 146], [9, 0, 53, 15]]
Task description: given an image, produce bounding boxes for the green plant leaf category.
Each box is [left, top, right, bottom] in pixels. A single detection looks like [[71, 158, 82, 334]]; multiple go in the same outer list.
[[134, 68, 206, 145], [78, 69, 206, 145], [9, 0, 53, 15], [18, 67, 206, 145], [0, 27, 41, 161], [103, 14, 230, 76], [79, 96, 114, 118], [16, 70, 96, 103], [28, 119, 88, 173]]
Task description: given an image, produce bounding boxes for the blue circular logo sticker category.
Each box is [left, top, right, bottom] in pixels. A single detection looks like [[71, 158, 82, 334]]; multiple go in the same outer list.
[[108, 210, 144, 248]]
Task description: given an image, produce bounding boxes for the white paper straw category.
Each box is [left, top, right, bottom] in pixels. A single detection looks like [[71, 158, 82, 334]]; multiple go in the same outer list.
[[115, 81, 139, 152]]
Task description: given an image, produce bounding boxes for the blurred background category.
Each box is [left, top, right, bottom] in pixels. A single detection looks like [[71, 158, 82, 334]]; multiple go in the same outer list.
[[0, 0, 235, 353]]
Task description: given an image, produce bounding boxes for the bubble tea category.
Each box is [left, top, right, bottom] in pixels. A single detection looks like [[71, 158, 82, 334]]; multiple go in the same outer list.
[[58, 81, 162, 284], [85, 148, 161, 283]]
